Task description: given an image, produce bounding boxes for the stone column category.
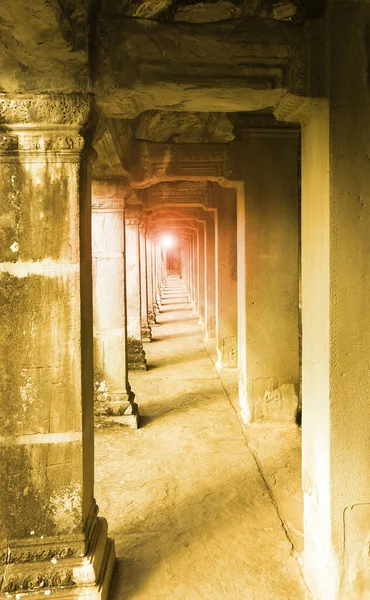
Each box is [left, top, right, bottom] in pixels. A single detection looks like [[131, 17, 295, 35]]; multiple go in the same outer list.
[[197, 219, 206, 327], [193, 228, 200, 317], [125, 205, 146, 370], [183, 235, 192, 303], [204, 212, 216, 340], [91, 180, 139, 428], [139, 224, 152, 341], [0, 95, 115, 597], [234, 129, 300, 425], [190, 230, 198, 315], [152, 235, 160, 314], [287, 4, 370, 597], [155, 240, 166, 308], [180, 238, 188, 293], [146, 233, 156, 325], [212, 185, 238, 369]]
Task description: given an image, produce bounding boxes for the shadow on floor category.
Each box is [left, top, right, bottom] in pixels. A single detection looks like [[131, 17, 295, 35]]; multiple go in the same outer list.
[[136, 386, 225, 427], [155, 318, 197, 326], [143, 350, 210, 371], [106, 448, 306, 600], [152, 331, 198, 341], [101, 277, 306, 599], [158, 306, 191, 313]]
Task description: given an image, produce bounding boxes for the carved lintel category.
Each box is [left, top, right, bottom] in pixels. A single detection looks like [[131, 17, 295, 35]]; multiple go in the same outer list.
[[131, 142, 230, 183]]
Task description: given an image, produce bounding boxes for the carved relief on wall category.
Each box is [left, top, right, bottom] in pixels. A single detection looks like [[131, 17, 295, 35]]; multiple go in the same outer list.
[[253, 377, 298, 422], [222, 335, 237, 368]]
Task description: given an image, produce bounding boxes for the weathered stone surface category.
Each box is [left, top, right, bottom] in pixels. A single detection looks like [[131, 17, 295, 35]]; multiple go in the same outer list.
[[130, 142, 231, 183], [0, 94, 115, 599], [0, 0, 317, 99], [134, 111, 234, 143], [0, 1, 88, 93], [95, 16, 301, 117], [101, 0, 323, 22], [127, 338, 147, 370], [174, 1, 243, 23], [143, 181, 209, 207], [92, 179, 140, 430], [95, 280, 308, 599]]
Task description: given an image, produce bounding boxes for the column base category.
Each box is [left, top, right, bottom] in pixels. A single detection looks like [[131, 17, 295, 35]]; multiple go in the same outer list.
[[216, 338, 237, 369], [127, 338, 147, 371], [0, 507, 115, 600], [148, 311, 156, 325], [141, 325, 152, 342], [238, 375, 252, 424], [204, 329, 215, 342], [94, 389, 140, 429]]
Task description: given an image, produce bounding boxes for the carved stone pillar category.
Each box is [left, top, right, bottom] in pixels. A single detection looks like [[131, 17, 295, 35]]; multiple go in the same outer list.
[[204, 212, 216, 340], [139, 224, 152, 341], [125, 205, 146, 370], [211, 184, 238, 369], [155, 240, 166, 310], [152, 234, 160, 314], [274, 3, 370, 597], [0, 95, 115, 597], [92, 180, 139, 428], [193, 228, 200, 317], [182, 236, 192, 302], [146, 233, 156, 325], [235, 129, 300, 425], [197, 219, 206, 327]]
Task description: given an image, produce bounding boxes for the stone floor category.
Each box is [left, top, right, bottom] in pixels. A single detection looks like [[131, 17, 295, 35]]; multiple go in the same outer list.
[[95, 276, 309, 600]]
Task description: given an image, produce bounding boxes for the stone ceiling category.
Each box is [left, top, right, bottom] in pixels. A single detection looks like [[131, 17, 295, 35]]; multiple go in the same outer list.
[[101, 0, 325, 23]]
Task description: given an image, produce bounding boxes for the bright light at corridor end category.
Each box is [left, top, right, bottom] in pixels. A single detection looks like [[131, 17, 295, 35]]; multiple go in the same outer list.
[[161, 234, 175, 249]]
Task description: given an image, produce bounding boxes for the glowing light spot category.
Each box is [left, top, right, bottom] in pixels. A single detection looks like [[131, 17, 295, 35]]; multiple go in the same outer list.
[[10, 241, 19, 253], [161, 234, 175, 249], [30, 530, 35, 535]]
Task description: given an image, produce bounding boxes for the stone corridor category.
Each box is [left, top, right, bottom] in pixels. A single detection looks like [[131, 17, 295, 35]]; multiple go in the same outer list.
[[4, 4, 370, 597], [95, 277, 308, 599]]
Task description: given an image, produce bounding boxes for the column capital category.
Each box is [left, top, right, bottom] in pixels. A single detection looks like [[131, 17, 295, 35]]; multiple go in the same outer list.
[[92, 178, 131, 210], [139, 217, 149, 233], [0, 93, 97, 158], [125, 204, 142, 225], [274, 95, 327, 125]]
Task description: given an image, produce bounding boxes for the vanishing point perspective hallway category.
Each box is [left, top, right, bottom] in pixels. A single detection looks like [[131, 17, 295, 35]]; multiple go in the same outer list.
[[95, 277, 308, 599]]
